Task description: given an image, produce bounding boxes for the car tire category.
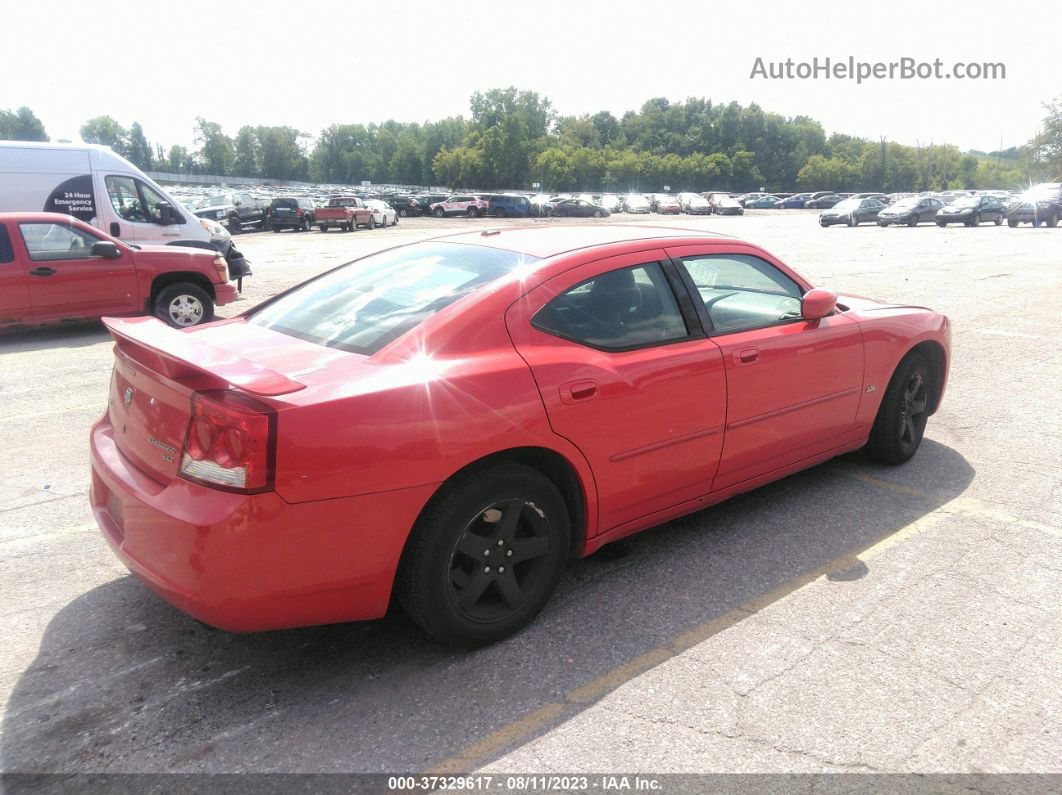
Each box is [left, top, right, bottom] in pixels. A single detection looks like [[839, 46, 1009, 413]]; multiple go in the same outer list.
[[396, 462, 570, 646], [467, 207, 480, 218], [300, 218, 309, 232], [878, 221, 888, 227], [495, 207, 506, 218], [1048, 213, 1059, 228], [906, 216, 918, 227], [368, 215, 376, 230], [1008, 217, 1019, 227], [381, 215, 388, 228], [345, 221, 354, 232], [593, 210, 602, 218], [936, 221, 947, 227], [154, 282, 214, 329], [319, 224, 328, 233], [398, 208, 407, 217], [847, 215, 856, 227], [228, 216, 241, 235], [994, 215, 1003, 225], [864, 351, 931, 465], [393, 213, 399, 225], [434, 208, 444, 218], [272, 225, 280, 233]]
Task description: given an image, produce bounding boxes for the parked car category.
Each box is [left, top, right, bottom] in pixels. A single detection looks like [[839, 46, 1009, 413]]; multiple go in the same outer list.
[[549, 198, 610, 218], [431, 195, 490, 218], [486, 194, 533, 218], [805, 194, 843, 209], [0, 141, 250, 282], [1005, 183, 1061, 227], [623, 194, 651, 214], [684, 196, 712, 215], [708, 193, 744, 215], [819, 198, 885, 227], [876, 197, 943, 227], [778, 193, 811, 209], [935, 195, 1006, 227], [89, 225, 950, 644], [364, 199, 399, 228], [193, 192, 268, 234], [598, 194, 621, 213], [381, 196, 421, 218], [739, 193, 767, 207], [0, 212, 237, 329], [853, 193, 891, 204], [655, 196, 682, 214], [268, 197, 317, 232], [315, 196, 374, 232], [416, 194, 450, 215], [745, 195, 782, 209]]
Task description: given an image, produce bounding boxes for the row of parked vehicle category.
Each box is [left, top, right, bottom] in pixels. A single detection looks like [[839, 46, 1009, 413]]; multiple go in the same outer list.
[[179, 192, 402, 234], [816, 184, 1062, 228]]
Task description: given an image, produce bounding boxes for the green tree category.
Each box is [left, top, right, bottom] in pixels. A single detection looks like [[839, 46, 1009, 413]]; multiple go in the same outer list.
[[233, 126, 261, 177], [80, 115, 127, 153], [167, 145, 192, 173], [194, 118, 234, 175], [125, 122, 153, 170], [0, 106, 48, 141]]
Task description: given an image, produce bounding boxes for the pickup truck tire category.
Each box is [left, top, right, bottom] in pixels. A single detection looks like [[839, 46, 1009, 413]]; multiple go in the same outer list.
[[272, 225, 281, 233], [228, 216, 241, 234], [154, 283, 214, 328], [344, 221, 354, 232]]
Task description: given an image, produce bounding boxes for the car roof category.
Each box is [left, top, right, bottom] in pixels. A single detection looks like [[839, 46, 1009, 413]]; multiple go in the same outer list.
[[429, 224, 733, 259]]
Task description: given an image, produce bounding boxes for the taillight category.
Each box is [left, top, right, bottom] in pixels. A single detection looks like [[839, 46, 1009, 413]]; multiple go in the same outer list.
[[296, 208, 305, 216], [179, 390, 276, 493]]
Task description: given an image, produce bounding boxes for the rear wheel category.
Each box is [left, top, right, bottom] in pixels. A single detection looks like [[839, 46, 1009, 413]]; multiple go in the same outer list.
[[593, 209, 602, 218], [398, 207, 407, 217], [495, 207, 507, 218], [994, 215, 1003, 225], [272, 225, 281, 233], [397, 463, 570, 646], [864, 352, 931, 465], [1008, 217, 1019, 227], [434, 208, 444, 218], [319, 224, 328, 233], [907, 216, 918, 227], [228, 216, 241, 235], [936, 221, 947, 227], [846, 215, 856, 227], [154, 283, 214, 328], [467, 207, 480, 218]]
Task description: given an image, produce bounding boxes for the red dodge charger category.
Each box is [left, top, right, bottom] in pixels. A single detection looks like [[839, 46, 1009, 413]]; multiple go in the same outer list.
[[90, 225, 950, 644]]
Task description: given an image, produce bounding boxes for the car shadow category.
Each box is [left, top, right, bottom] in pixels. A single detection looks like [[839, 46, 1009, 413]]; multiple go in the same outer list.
[[0, 320, 110, 353], [0, 440, 973, 774]]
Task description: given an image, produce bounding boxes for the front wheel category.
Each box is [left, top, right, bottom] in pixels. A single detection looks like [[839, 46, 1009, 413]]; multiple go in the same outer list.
[[936, 221, 947, 227], [907, 216, 918, 227], [397, 463, 570, 646], [228, 217, 241, 235], [467, 207, 480, 218], [319, 224, 328, 233], [368, 215, 376, 230], [994, 215, 1003, 225], [847, 215, 856, 227], [154, 282, 214, 328], [271, 225, 281, 233], [864, 352, 931, 465], [1008, 217, 1019, 227], [434, 208, 445, 218]]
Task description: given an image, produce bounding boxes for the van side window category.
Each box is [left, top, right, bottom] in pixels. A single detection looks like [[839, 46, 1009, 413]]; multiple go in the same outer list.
[[136, 180, 174, 223], [106, 176, 149, 223], [0, 224, 13, 263]]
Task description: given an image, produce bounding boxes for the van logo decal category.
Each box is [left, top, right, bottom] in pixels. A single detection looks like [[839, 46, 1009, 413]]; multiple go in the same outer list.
[[43, 174, 96, 222]]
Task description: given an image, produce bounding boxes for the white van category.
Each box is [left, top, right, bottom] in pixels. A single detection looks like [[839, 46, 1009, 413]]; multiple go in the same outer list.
[[0, 141, 250, 281]]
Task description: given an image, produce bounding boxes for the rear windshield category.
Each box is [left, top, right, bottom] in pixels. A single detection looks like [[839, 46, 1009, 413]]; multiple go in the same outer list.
[[248, 243, 537, 355], [271, 198, 299, 209]]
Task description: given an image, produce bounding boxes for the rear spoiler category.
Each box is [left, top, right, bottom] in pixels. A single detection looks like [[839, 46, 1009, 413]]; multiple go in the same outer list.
[[102, 316, 306, 397]]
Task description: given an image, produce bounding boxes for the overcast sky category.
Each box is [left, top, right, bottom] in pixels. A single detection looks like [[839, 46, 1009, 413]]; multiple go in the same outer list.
[[4, 1, 1053, 153]]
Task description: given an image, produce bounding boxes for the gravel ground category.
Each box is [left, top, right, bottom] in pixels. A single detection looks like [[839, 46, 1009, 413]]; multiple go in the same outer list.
[[0, 210, 1059, 777]]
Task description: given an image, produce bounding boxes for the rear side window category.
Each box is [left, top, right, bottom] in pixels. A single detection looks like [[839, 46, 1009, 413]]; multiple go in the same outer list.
[[533, 263, 689, 351], [249, 243, 536, 355], [0, 225, 12, 263]]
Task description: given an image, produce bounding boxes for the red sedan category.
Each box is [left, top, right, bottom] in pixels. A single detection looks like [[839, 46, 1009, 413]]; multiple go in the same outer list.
[[90, 225, 950, 644]]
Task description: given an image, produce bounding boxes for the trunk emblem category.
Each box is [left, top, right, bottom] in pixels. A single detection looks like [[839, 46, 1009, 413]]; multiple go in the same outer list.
[[123, 387, 134, 407]]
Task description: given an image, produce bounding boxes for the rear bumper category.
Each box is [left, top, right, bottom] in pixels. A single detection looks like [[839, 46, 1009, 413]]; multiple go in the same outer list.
[[89, 417, 438, 632]]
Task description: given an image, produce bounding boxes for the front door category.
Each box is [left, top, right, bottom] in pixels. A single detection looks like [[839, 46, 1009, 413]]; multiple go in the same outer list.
[[15, 220, 138, 321], [506, 250, 727, 532], [668, 245, 864, 490], [101, 173, 182, 244]]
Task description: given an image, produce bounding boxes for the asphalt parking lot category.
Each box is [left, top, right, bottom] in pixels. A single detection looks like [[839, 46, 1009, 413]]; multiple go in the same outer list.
[[0, 210, 1059, 776]]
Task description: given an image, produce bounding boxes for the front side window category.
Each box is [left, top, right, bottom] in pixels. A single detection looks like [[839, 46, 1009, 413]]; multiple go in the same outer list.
[[19, 222, 103, 262], [106, 175, 149, 223], [249, 243, 535, 355], [679, 254, 803, 335], [533, 262, 689, 350], [137, 180, 173, 222]]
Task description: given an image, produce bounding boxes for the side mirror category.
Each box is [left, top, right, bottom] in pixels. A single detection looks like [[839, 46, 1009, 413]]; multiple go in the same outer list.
[[801, 288, 838, 321], [92, 241, 122, 259], [154, 202, 183, 226]]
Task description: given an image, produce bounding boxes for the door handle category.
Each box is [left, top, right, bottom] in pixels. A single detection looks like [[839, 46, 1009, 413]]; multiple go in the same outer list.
[[734, 348, 759, 366], [28, 267, 57, 277], [559, 380, 598, 404]]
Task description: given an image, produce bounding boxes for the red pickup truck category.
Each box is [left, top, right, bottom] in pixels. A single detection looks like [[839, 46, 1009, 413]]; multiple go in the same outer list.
[[315, 196, 376, 232], [0, 212, 238, 329]]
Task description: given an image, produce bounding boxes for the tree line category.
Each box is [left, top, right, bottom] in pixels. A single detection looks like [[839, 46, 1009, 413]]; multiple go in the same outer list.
[[2, 90, 1059, 192]]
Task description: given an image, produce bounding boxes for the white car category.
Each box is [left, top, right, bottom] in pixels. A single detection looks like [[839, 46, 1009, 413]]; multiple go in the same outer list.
[[364, 199, 399, 228], [599, 193, 620, 212]]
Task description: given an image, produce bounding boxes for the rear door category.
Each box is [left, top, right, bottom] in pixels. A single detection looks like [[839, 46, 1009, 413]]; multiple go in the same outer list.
[[0, 222, 32, 325], [16, 220, 138, 320], [506, 250, 727, 532], [668, 245, 864, 490]]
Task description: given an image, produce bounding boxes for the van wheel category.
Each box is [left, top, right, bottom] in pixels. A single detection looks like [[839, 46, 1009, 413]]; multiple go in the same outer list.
[[397, 463, 570, 646], [154, 283, 214, 328]]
